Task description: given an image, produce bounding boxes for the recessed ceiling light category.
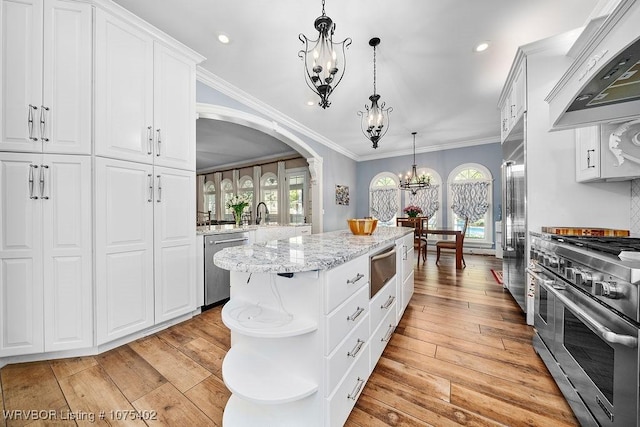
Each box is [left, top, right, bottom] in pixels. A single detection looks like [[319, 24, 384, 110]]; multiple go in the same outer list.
[[306, 100, 315, 106], [218, 33, 230, 44], [474, 42, 490, 53]]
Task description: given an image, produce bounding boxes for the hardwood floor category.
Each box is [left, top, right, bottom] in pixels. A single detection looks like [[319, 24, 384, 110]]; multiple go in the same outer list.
[[0, 253, 576, 426]]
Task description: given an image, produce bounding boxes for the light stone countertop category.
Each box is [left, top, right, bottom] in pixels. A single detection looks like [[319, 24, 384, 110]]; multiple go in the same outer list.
[[213, 226, 413, 274], [196, 223, 311, 236]]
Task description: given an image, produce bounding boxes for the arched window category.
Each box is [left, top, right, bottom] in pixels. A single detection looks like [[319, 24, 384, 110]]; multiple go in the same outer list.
[[260, 173, 278, 223], [221, 179, 234, 221], [447, 163, 493, 245], [404, 167, 442, 230], [238, 176, 254, 219], [203, 181, 215, 216], [369, 172, 400, 226]]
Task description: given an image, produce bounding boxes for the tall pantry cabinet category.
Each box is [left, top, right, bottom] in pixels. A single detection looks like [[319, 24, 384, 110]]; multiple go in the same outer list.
[[0, 0, 92, 356], [93, 8, 200, 345], [0, 0, 204, 359]]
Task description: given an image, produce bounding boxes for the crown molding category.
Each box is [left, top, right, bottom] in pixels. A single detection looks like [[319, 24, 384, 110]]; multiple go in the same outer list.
[[357, 136, 499, 162], [196, 67, 358, 161]]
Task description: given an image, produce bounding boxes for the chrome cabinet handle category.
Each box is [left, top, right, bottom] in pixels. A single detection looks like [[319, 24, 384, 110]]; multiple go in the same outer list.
[[28, 105, 38, 141], [39, 165, 49, 199], [586, 149, 595, 168], [147, 126, 152, 155], [347, 377, 365, 400], [28, 164, 38, 199], [156, 129, 161, 156], [156, 175, 161, 202], [213, 237, 248, 244], [147, 174, 153, 202], [381, 324, 395, 342], [40, 106, 49, 142], [402, 244, 407, 260], [347, 306, 364, 322], [347, 339, 364, 358], [346, 273, 364, 285], [381, 295, 395, 310]]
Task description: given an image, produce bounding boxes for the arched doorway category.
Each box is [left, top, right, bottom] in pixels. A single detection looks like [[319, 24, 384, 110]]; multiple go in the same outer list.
[[196, 103, 324, 233]]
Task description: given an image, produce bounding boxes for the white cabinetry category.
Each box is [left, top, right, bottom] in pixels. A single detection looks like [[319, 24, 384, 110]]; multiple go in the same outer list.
[[396, 232, 414, 322], [0, 152, 92, 356], [1, 0, 92, 154], [95, 157, 195, 344], [94, 9, 196, 171], [500, 59, 526, 142], [575, 123, 640, 182]]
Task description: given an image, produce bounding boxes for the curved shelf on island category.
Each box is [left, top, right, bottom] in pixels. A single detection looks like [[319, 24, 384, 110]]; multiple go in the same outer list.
[[221, 298, 318, 338], [222, 345, 318, 404]]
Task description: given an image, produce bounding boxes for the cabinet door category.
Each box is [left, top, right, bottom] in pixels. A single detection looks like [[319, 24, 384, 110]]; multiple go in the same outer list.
[[41, 0, 91, 154], [153, 43, 196, 171], [575, 126, 600, 182], [94, 10, 153, 164], [512, 60, 526, 120], [95, 157, 154, 345], [154, 166, 195, 323], [1, 0, 43, 152], [42, 154, 92, 351], [0, 153, 44, 356]]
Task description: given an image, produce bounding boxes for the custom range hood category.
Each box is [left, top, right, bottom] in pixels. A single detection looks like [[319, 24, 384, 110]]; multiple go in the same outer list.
[[546, 0, 640, 130]]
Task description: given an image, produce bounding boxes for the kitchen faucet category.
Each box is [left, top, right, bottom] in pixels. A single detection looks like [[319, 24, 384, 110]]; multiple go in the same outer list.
[[256, 202, 269, 225]]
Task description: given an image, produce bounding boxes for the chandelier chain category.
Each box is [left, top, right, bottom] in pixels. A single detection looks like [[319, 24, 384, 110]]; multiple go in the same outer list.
[[373, 44, 377, 95], [321, 0, 325, 16]]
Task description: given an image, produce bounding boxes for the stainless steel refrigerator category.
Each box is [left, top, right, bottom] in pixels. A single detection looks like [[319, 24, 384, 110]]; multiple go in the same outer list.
[[501, 115, 527, 313]]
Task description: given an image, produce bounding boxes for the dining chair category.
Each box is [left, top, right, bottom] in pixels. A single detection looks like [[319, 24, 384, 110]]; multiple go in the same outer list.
[[435, 216, 469, 267], [397, 217, 428, 266]]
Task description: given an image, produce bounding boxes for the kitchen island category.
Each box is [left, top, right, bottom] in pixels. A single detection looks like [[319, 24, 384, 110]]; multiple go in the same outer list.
[[214, 227, 414, 426]]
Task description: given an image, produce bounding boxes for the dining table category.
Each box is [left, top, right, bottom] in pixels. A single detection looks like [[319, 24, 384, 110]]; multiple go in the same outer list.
[[423, 228, 464, 269]]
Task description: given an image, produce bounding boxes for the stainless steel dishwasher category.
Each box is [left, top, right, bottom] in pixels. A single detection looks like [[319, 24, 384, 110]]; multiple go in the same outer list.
[[204, 232, 249, 306]]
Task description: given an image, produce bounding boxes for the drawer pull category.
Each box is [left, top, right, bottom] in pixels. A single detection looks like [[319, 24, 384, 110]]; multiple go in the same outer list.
[[381, 324, 395, 343], [346, 273, 364, 285], [381, 295, 395, 310], [347, 377, 365, 401], [347, 339, 365, 358], [347, 307, 364, 322]]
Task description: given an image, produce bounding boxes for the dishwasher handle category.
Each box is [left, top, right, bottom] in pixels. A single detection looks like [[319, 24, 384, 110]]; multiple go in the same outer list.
[[210, 236, 248, 245]]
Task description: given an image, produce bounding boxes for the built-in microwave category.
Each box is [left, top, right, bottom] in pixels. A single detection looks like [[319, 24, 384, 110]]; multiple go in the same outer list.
[[370, 245, 396, 299]]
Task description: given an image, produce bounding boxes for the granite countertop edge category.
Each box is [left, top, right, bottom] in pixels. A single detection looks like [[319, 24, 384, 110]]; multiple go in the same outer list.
[[213, 227, 413, 274]]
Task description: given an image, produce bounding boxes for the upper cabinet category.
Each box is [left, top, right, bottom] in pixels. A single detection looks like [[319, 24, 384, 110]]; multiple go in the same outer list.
[[1, 0, 92, 154], [499, 56, 527, 142], [575, 121, 640, 182], [546, 0, 640, 130], [94, 9, 198, 171]]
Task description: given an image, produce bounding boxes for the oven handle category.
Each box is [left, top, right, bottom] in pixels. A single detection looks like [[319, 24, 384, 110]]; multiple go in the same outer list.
[[528, 268, 638, 349], [371, 247, 397, 262]]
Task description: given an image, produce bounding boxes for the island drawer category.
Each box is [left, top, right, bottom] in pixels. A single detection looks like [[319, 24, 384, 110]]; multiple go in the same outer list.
[[370, 308, 396, 373], [325, 313, 370, 393], [325, 341, 370, 427], [370, 276, 397, 333], [324, 254, 369, 314], [325, 285, 369, 354]]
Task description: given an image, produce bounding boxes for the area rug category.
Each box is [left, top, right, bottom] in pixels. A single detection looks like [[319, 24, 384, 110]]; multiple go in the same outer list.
[[490, 269, 503, 285]]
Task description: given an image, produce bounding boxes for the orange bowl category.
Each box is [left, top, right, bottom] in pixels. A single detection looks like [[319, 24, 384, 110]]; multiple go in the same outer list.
[[347, 218, 378, 235]]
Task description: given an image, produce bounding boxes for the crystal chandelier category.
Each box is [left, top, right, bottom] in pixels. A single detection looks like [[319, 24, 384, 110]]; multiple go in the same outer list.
[[358, 37, 392, 149], [298, 0, 352, 109], [399, 132, 431, 195]]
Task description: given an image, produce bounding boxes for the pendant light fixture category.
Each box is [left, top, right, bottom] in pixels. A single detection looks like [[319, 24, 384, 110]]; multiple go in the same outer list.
[[399, 132, 431, 195], [358, 37, 392, 149], [298, 0, 352, 109]]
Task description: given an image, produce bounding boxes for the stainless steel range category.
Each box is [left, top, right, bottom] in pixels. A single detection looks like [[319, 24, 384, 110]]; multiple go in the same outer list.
[[529, 233, 639, 427]]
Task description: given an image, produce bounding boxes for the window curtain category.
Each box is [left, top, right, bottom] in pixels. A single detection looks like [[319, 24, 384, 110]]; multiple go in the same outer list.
[[370, 188, 398, 222], [408, 185, 439, 218], [450, 181, 490, 222]]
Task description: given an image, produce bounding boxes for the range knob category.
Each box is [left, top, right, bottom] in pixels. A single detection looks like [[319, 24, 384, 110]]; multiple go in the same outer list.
[[594, 281, 623, 299], [547, 255, 559, 269], [565, 267, 577, 282], [577, 269, 602, 287]]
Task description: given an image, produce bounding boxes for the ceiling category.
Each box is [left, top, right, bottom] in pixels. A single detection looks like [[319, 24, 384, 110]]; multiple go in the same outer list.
[[112, 0, 602, 168]]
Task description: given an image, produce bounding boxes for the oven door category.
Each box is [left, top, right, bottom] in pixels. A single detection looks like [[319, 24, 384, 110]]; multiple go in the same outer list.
[[528, 268, 556, 351], [547, 282, 639, 426]]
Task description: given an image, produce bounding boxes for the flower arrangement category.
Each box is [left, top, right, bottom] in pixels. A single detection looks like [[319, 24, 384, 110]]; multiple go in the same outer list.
[[403, 205, 423, 217], [226, 194, 251, 225]]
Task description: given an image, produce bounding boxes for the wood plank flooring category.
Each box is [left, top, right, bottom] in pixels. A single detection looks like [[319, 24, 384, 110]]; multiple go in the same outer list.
[[0, 253, 576, 426]]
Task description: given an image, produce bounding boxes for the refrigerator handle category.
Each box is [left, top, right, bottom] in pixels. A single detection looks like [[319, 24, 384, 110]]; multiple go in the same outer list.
[[501, 161, 513, 251]]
